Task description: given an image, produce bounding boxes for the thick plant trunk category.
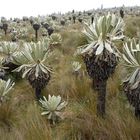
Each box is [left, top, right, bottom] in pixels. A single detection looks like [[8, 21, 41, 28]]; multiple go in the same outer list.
[[4, 30, 7, 36], [95, 80, 107, 117], [35, 88, 42, 100], [135, 105, 140, 119], [35, 30, 38, 41]]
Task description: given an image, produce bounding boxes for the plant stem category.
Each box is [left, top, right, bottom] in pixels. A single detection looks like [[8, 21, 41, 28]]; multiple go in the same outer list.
[[135, 105, 140, 119], [95, 80, 107, 118], [35, 30, 38, 42], [35, 88, 42, 100], [4, 29, 7, 36]]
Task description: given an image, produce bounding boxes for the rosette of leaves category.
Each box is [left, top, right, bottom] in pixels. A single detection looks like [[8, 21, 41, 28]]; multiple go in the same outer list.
[[10, 29, 18, 42], [49, 33, 62, 48], [71, 61, 82, 78], [18, 27, 28, 40], [39, 95, 67, 124], [72, 61, 82, 72], [79, 13, 125, 117], [12, 41, 53, 99], [0, 41, 19, 72], [0, 79, 15, 104], [122, 38, 140, 118], [41, 28, 48, 37], [1, 17, 7, 24]]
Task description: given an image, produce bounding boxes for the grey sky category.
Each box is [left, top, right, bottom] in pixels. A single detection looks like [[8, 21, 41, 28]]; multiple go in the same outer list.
[[0, 0, 140, 18]]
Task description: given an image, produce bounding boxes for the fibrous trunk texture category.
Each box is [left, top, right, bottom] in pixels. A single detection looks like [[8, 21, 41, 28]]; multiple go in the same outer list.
[[35, 87, 42, 100], [35, 30, 38, 42], [2, 56, 18, 72], [83, 51, 117, 82], [95, 80, 107, 117], [2, 56, 20, 80], [2, 56, 18, 71], [27, 70, 51, 99], [123, 82, 140, 118], [83, 50, 118, 117]]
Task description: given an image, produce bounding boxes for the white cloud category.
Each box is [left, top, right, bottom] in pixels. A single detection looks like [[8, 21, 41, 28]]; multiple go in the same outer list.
[[0, 0, 140, 18]]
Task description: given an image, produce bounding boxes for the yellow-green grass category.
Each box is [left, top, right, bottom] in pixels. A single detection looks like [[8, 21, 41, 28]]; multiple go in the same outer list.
[[0, 17, 140, 140]]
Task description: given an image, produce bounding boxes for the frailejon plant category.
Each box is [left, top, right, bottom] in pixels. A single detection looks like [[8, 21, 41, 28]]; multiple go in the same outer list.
[[72, 15, 76, 23], [0, 41, 19, 72], [0, 42, 18, 56], [10, 29, 18, 42], [60, 19, 65, 26], [39, 95, 67, 124], [43, 22, 50, 30], [12, 40, 53, 99], [0, 79, 15, 104], [71, 61, 82, 78], [49, 33, 62, 48], [2, 23, 8, 36], [122, 38, 140, 118], [32, 22, 40, 41], [47, 27, 54, 36], [72, 61, 81, 72], [120, 8, 124, 18], [79, 13, 124, 117]]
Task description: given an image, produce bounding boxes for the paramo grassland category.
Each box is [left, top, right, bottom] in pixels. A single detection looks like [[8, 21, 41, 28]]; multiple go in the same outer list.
[[0, 6, 140, 140]]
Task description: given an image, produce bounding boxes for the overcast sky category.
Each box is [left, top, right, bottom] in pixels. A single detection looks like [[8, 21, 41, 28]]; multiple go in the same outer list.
[[0, 0, 140, 18]]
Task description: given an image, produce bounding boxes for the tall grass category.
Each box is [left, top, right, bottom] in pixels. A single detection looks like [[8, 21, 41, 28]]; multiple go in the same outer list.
[[0, 17, 140, 140]]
